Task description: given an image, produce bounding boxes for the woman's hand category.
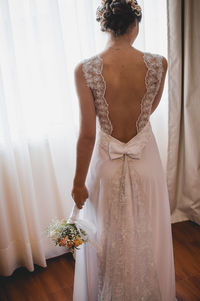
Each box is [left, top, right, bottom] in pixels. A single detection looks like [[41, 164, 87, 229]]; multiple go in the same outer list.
[[71, 185, 89, 209]]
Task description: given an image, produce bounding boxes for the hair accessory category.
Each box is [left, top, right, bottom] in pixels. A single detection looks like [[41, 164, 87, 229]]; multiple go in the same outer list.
[[101, 0, 142, 17], [126, 0, 142, 16]]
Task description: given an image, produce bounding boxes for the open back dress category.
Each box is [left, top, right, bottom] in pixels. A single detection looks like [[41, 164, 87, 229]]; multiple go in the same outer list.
[[73, 52, 177, 301]]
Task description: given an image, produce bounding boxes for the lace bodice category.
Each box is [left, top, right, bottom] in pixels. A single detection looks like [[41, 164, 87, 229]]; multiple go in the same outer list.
[[82, 52, 164, 135]]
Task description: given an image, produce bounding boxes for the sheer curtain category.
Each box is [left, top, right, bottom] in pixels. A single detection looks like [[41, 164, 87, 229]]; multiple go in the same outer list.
[[0, 0, 168, 276]]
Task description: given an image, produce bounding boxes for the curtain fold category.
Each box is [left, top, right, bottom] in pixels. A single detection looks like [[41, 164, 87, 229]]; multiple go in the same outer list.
[[0, 0, 168, 276], [167, 0, 200, 225]]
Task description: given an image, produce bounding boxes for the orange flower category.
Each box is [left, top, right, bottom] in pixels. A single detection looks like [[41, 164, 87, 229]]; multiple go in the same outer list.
[[74, 238, 83, 247], [59, 239, 66, 246], [59, 235, 68, 246]]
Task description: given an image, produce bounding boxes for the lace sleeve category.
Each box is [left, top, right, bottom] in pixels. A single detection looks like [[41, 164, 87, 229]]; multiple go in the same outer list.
[[136, 53, 164, 133], [82, 56, 113, 135]]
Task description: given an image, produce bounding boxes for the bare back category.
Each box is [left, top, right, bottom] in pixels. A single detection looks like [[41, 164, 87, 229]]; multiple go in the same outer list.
[[82, 48, 165, 143]]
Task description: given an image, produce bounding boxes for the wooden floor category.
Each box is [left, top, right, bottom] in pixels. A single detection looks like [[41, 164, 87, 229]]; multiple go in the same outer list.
[[0, 220, 200, 301], [172, 221, 200, 301]]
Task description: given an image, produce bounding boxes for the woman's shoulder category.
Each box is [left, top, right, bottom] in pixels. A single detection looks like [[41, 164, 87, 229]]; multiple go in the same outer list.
[[76, 54, 99, 67], [74, 55, 100, 75], [74, 55, 102, 89], [143, 50, 166, 60], [143, 51, 168, 72]]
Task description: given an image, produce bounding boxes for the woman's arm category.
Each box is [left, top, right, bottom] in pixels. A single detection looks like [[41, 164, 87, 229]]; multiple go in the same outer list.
[[71, 62, 96, 209]]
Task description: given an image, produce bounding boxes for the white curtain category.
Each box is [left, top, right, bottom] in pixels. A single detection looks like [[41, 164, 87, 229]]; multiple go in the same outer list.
[[0, 0, 168, 276]]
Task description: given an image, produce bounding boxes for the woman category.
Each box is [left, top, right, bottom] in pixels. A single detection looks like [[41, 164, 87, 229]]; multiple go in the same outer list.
[[71, 0, 177, 300]]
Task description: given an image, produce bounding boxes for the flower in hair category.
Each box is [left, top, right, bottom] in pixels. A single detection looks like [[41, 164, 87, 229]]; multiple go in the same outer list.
[[126, 0, 142, 16]]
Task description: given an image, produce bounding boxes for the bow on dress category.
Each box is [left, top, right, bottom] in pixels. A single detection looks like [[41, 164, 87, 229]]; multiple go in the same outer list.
[[108, 139, 143, 160], [108, 138, 143, 203]]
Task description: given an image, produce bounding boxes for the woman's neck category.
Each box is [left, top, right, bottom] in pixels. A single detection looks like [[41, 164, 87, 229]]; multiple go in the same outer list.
[[106, 35, 133, 50]]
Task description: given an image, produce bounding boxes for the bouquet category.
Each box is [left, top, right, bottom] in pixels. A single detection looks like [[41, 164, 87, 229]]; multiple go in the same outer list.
[[43, 204, 89, 254]]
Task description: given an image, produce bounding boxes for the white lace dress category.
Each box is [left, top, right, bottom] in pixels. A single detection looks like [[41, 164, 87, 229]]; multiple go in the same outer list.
[[73, 53, 177, 301]]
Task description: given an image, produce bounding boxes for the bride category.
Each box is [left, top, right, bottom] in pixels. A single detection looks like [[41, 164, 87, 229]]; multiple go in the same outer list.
[[71, 0, 177, 300]]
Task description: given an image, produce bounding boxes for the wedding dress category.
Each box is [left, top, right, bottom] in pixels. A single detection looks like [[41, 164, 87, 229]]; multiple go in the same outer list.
[[72, 52, 177, 301]]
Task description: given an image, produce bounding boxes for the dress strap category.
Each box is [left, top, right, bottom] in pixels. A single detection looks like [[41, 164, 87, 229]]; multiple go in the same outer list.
[[136, 53, 164, 133], [82, 55, 113, 135]]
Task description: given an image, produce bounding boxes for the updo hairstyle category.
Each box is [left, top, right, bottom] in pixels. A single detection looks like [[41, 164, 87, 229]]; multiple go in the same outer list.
[[96, 0, 142, 37]]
